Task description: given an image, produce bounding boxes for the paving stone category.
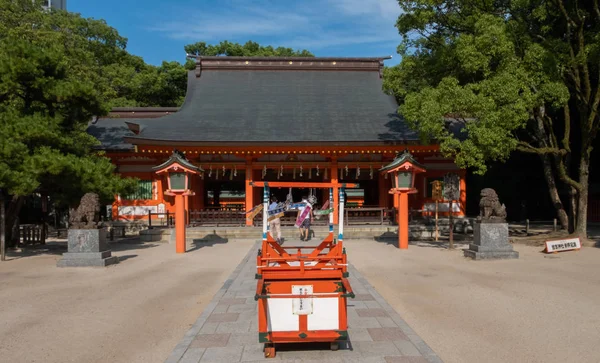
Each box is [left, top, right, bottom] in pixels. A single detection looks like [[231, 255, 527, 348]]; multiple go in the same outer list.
[[352, 341, 400, 357], [212, 304, 229, 314], [206, 313, 240, 323], [189, 333, 230, 348], [384, 356, 413, 363], [367, 328, 409, 342], [245, 297, 257, 304], [216, 320, 252, 334], [342, 356, 386, 363], [347, 328, 374, 342], [347, 301, 367, 309], [179, 348, 205, 363], [353, 293, 375, 301], [349, 317, 382, 329], [356, 308, 389, 317], [394, 340, 422, 357], [228, 304, 257, 313], [235, 292, 256, 298], [226, 332, 258, 347], [376, 317, 398, 328], [198, 322, 220, 334], [240, 344, 269, 361], [219, 298, 247, 305], [365, 300, 383, 309], [200, 346, 244, 362]]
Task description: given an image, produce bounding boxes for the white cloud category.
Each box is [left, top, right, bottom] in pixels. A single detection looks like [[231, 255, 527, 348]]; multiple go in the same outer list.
[[148, 0, 401, 51]]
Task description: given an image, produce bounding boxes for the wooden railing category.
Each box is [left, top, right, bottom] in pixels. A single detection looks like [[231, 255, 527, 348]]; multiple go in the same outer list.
[[145, 207, 399, 227], [19, 224, 46, 245]]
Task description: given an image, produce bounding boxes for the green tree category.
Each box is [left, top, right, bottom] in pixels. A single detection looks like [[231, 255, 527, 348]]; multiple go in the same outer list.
[[384, 0, 599, 237], [0, 0, 135, 247], [183, 40, 314, 68]]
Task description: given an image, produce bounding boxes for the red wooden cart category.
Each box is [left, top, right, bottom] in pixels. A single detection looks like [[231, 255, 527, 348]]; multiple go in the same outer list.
[[252, 182, 355, 358]]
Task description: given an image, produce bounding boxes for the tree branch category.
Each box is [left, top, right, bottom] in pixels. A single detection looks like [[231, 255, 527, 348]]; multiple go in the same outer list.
[[516, 142, 567, 156], [594, 0, 600, 22], [562, 105, 572, 153], [555, 155, 583, 192]]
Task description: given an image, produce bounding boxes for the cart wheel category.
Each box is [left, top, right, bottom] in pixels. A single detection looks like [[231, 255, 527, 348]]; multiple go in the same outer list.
[[330, 342, 339, 351], [264, 344, 276, 358]]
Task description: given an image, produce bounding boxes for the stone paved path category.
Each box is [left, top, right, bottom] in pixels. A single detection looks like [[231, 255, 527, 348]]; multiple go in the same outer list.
[[165, 241, 442, 363]]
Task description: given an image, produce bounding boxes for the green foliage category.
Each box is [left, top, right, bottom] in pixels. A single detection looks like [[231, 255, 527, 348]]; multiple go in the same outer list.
[[385, 0, 596, 175], [184, 40, 314, 57], [0, 0, 136, 205]]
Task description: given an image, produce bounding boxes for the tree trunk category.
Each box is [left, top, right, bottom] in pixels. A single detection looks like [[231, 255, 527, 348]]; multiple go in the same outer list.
[[540, 154, 569, 230], [575, 155, 589, 237], [568, 187, 577, 234], [5, 196, 24, 247]]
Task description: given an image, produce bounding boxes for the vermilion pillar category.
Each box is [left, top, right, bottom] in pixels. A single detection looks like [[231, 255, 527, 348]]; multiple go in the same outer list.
[[331, 161, 339, 224], [245, 160, 254, 226], [175, 193, 186, 253], [398, 192, 409, 249]]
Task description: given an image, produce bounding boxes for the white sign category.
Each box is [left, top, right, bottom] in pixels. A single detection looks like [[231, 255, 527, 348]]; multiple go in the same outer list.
[[545, 237, 581, 253], [118, 205, 157, 216], [424, 202, 461, 212], [157, 203, 166, 218], [292, 285, 313, 315]]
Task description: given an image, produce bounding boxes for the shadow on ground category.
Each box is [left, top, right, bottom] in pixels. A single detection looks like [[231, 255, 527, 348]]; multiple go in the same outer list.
[[4, 237, 159, 261], [188, 234, 230, 252]]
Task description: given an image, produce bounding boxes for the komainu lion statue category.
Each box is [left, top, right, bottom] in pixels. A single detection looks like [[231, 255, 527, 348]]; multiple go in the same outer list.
[[479, 188, 507, 221], [69, 193, 101, 229]]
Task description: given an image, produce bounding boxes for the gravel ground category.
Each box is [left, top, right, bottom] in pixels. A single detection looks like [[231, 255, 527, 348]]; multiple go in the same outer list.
[[0, 237, 255, 363], [345, 239, 600, 363]]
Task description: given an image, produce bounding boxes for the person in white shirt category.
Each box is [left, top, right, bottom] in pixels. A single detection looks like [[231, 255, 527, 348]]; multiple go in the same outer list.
[[268, 196, 282, 244]]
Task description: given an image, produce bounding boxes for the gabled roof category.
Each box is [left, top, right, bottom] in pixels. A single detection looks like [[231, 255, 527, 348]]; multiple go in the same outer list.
[[379, 150, 426, 172], [152, 150, 203, 173], [116, 56, 420, 146]]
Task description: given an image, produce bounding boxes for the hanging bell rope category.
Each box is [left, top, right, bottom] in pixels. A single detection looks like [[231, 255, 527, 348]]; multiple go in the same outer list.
[[279, 165, 283, 177], [356, 165, 361, 178], [309, 167, 312, 179], [324, 167, 328, 179], [229, 167, 233, 180], [209, 165, 212, 178], [234, 166, 237, 177], [300, 165, 303, 177], [262, 165, 267, 179], [293, 167, 296, 179], [316, 165, 320, 176], [216, 167, 219, 179], [345, 165, 349, 177]]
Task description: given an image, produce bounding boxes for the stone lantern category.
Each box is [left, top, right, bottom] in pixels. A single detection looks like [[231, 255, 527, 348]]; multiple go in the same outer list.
[[153, 150, 202, 253], [380, 150, 426, 249]]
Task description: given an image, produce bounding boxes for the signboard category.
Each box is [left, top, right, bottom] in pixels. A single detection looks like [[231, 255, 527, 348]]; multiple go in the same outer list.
[[431, 180, 444, 201], [443, 173, 460, 201], [292, 285, 313, 315], [118, 205, 157, 216], [157, 203, 166, 218], [544, 237, 581, 253]]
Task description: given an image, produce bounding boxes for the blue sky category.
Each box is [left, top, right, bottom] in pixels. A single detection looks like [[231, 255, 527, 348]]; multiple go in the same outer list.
[[69, 0, 402, 67]]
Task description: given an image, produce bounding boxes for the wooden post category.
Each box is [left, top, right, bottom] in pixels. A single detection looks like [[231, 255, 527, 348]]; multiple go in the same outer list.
[[245, 160, 254, 226], [1, 191, 5, 261], [331, 161, 339, 225], [435, 200, 439, 242], [526, 219, 529, 235], [449, 200, 454, 249], [553, 218, 557, 232], [398, 192, 409, 249], [175, 193, 186, 253]]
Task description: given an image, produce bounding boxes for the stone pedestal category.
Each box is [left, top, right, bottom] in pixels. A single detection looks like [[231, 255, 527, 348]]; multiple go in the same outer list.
[[57, 228, 119, 267], [464, 221, 518, 260]]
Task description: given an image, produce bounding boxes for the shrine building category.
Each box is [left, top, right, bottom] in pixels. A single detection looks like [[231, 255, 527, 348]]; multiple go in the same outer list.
[[87, 56, 466, 226]]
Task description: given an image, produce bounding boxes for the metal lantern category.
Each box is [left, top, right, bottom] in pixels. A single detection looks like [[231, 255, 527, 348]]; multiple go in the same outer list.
[[153, 150, 203, 194], [379, 150, 426, 193]]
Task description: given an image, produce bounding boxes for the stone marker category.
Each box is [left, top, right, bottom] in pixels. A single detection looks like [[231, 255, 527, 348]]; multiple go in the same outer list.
[[57, 193, 118, 267], [464, 188, 519, 260]]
